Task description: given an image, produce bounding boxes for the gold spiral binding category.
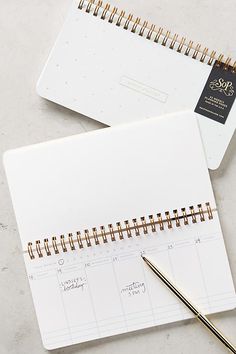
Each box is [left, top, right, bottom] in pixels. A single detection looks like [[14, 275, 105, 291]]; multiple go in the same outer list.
[[124, 14, 133, 30], [162, 30, 171, 46], [76, 231, 84, 248], [146, 24, 155, 40], [84, 230, 92, 247], [77, 0, 235, 71], [108, 224, 116, 241], [92, 227, 100, 245], [154, 27, 163, 43], [185, 40, 193, 56], [177, 37, 186, 53], [192, 44, 201, 59], [131, 17, 140, 33], [139, 21, 148, 37], [125, 220, 132, 238], [93, 0, 102, 16], [149, 215, 156, 232], [116, 10, 125, 27], [101, 3, 110, 20], [173, 210, 180, 227], [108, 7, 118, 23], [44, 238, 51, 256], [36, 240, 43, 258], [169, 34, 178, 49], [157, 213, 164, 230], [68, 233, 75, 250], [116, 222, 124, 239], [27, 202, 216, 259], [141, 216, 148, 234], [133, 219, 140, 236], [200, 47, 208, 63], [165, 211, 172, 229]]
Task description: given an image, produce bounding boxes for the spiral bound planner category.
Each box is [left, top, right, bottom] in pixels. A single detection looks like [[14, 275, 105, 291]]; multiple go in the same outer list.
[[4, 112, 236, 349], [37, 0, 236, 170]]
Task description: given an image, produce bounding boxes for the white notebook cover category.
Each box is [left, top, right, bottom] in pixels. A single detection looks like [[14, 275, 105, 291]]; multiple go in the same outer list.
[[3, 112, 236, 350], [37, 0, 236, 170]]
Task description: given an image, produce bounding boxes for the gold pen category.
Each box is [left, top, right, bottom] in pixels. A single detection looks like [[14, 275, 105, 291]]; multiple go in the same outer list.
[[142, 255, 236, 354]]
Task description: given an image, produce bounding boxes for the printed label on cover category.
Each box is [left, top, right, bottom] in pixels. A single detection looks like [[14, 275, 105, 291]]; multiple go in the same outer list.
[[195, 62, 236, 124]]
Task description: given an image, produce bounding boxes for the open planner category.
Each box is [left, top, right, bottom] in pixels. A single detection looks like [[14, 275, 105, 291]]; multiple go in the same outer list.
[[37, 0, 236, 170], [3, 112, 236, 350]]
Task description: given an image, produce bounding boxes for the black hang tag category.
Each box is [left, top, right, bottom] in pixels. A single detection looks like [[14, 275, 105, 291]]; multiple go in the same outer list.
[[195, 62, 236, 124]]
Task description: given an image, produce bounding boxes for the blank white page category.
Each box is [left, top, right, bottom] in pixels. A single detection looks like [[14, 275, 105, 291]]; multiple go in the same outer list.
[[37, 0, 236, 170], [3, 112, 236, 349]]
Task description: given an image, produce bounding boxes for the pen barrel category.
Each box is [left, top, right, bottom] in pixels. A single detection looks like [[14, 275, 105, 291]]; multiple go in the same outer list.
[[197, 314, 236, 354]]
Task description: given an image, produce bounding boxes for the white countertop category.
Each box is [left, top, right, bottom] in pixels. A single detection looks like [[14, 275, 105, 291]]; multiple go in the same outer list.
[[0, 1, 235, 353]]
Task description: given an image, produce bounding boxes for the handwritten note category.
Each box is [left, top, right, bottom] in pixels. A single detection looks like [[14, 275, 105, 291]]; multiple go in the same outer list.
[[60, 277, 86, 292], [121, 281, 146, 297]]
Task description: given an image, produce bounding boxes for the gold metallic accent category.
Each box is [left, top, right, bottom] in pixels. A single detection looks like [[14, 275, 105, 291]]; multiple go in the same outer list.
[[76, 231, 83, 248], [157, 213, 164, 231], [131, 17, 141, 33], [125, 220, 132, 238], [116, 10, 125, 26], [185, 40, 193, 56], [200, 47, 208, 62], [101, 3, 110, 20], [84, 229, 92, 247], [154, 27, 163, 43], [232, 61, 236, 73], [52, 236, 59, 254], [116, 222, 124, 239], [139, 21, 148, 37], [162, 30, 170, 46], [86, 0, 94, 13], [169, 33, 178, 49], [146, 24, 155, 40], [68, 233, 75, 250], [224, 57, 231, 70], [28, 242, 35, 259], [177, 37, 186, 53], [36, 240, 43, 258], [208, 50, 216, 65], [173, 209, 180, 227], [206, 202, 213, 220], [197, 204, 205, 222], [216, 54, 224, 67], [77, 2, 235, 69], [26, 201, 216, 259], [141, 216, 148, 234], [181, 208, 189, 225], [44, 238, 51, 256], [100, 226, 108, 243], [189, 206, 197, 223], [108, 224, 116, 241], [142, 256, 236, 354], [93, 0, 102, 16], [108, 7, 118, 23], [78, 0, 85, 10], [165, 211, 172, 229], [124, 14, 133, 29], [92, 227, 100, 245], [60, 235, 67, 252], [132, 218, 140, 236], [149, 215, 156, 232], [192, 44, 201, 59]]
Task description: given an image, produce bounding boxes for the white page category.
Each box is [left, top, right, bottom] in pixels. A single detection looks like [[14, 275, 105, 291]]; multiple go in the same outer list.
[[37, 0, 236, 170], [3, 112, 236, 349]]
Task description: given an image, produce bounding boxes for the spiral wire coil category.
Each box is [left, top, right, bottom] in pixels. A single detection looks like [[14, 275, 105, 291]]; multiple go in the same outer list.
[[27, 202, 214, 259], [78, 0, 236, 72]]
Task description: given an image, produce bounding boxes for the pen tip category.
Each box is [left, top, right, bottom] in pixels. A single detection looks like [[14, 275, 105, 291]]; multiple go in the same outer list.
[[141, 254, 146, 260]]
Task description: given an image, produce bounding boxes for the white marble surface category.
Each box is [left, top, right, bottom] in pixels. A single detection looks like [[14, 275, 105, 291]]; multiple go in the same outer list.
[[0, 0, 236, 353]]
